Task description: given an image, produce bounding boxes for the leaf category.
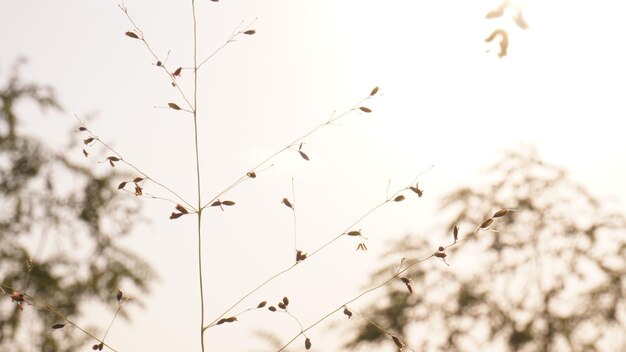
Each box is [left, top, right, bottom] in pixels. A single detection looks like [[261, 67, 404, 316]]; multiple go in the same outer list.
[[168, 103, 181, 110], [118, 182, 127, 190], [125, 31, 139, 39], [370, 86, 379, 96], [243, 29, 256, 35], [305, 338, 312, 350], [359, 106, 372, 113], [299, 151, 310, 161], [51, 323, 66, 330]]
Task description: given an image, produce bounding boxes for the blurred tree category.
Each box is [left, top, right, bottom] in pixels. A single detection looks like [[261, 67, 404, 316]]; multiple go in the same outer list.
[[347, 148, 626, 351], [0, 60, 154, 352]]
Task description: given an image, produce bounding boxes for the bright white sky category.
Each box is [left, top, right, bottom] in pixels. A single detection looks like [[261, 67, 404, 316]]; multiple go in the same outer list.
[[2, 0, 626, 351]]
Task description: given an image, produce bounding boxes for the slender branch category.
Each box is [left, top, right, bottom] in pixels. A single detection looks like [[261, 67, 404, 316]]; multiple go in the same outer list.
[[119, 4, 194, 111], [75, 116, 195, 211], [194, 18, 258, 71], [0, 284, 120, 352], [201, 94, 377, 210], [190, 2, 205, 352], [275, 214, 510, 351], [290, 178, 297, 257], [204, 174, 424, 329]]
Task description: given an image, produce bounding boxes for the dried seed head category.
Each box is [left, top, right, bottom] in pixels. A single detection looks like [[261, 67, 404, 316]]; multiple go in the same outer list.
[[221, 200, 236, 206], [359, 106, 372, 113], [438, 246, 444, 252], [175, 204, 188, 214], [247, 171, 256, 178], [134, 185, 143, 196], [211, 200, 222, 207], [370, 86, 379, 96], [453, 225, 459, 242], [347, 230, 361, 237], [173, 67, 182, 77], [133, 177, 144, 183], [169, 212, 184, 220], [78, 126, 87, 131], [268, 306, 277, 312], [83, 137, 95, 145], [51, 323, 66, 330], [435, 252, 447, 258], [305, 338, 312, 350], [156, 61, 162, 66], [400, 277, 411, 284], [82, 149, 89, 157], [257, 301, 267, 308], [282, 296, 289, 306], [244, 29, 256, 35], [278, 302, 286, 310], [168, 103, 181, 110], [116, 289, 123, 302], [118, 182, 127, 190], [125, 31, 139, 39]]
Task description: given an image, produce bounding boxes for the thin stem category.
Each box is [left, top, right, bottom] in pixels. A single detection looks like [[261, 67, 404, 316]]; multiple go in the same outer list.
[[291, 178, 297, 257], [191, 1, 205, 352]]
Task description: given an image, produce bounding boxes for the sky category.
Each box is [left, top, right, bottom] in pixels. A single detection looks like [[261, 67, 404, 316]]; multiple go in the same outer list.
[[2, 0, 626, 351]]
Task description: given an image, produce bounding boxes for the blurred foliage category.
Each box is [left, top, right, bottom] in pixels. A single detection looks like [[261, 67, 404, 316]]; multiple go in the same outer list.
[[0, 60, 155, 352], [348, 148, 626, 351]]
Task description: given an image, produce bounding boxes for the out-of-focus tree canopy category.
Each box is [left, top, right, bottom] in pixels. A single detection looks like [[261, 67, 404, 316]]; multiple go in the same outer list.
[[348, 148, 626, 351], [0, 61, 154, 352]]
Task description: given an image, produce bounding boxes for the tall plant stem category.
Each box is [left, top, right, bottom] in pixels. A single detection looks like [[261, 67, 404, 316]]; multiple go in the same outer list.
[[191, 1, 205, 351]]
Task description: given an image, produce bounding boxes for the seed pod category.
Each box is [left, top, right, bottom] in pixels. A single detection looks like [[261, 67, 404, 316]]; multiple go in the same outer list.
[[453, 225, 459, 242], [244, 29, 256, 35], [298, 151, 310, 161], [82, 149, 89, 157], [118, 182, 127, 190], [257, 301, 267, 308], [133, 177, 144, 183], [222, 200, 236, 206], [51, 324, 66, 330], [347, 230, 361, 237], [391, 335, 404, 348], [268, 306, 277, 312], [305, 338, 312, 350], [216, 318, 227, 325], [438, 246, 444, 252], [169, 212, 183, 220], [168, 103, 181, 110], [225, 316, 237, 323], [278, 302, 286, 310], [211, 201, 222, 207], [400, 277, 410, 284], [393, 195, 405, 202], [435, 252, 447, 258], [359, 106, 372, 113], [282, 198, 293, 208], [479, 218, 494, 229], [493, 209, 509, 218], [247, 171, 256, 178], [370, 86, 379, 96], [83, 137, 95, 145], [173, 67, 182, 76], [116, 289, 123, 302], [125, 31, 139, 39], [78, 126, 87, 131], [343, 307, 353, 318]]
